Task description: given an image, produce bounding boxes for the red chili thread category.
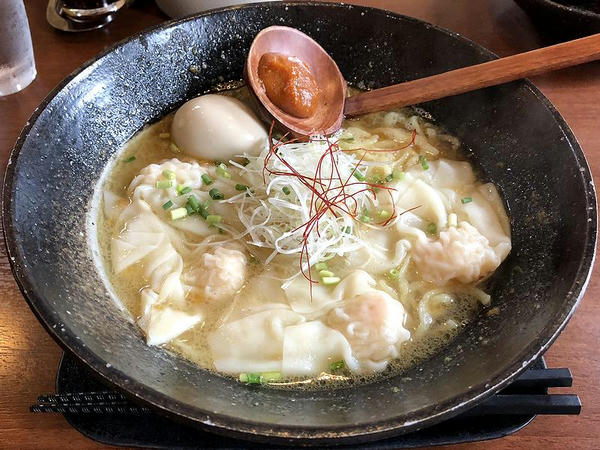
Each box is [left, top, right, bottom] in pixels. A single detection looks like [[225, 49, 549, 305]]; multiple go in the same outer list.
[[263, 123, 418, 287]]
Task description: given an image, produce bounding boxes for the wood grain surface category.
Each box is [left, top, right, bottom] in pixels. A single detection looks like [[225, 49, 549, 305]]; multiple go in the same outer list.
[[1, 1, 598, 448]]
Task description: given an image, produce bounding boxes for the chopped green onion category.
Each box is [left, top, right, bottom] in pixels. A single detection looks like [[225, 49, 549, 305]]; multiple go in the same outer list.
[[319, 270, 335, 278], [384, 173, 394, 183], [201, 174, 213, 185], [162, 200, 173, 210], [426, 223, 437, 235], [378, 209, 392, 219], [461, 197, 473, 204], [187, 195, 200, 211], [359, 214, 371, 223], [209, 188, 224, 200], [156, 180, 173, 189], [282, 186, 291, 195], [330, 360, 345, 371], [159, 132, 170, 139], [122, 155, 136, 163], [216, 163, 231, 179], [353, 170, 366, 181], [343, 226, 352, 234], [235, 184, 249, 191], [393, 169, 405, 181], [163, 169, 176, 180], [322, 276, 341, 285], [179, 186, 192, 195], [169, 142, 180, 153], [314, 262, 328, 271], [419, 155, 429, 170], [197, 202, 209, 219], [243, 373, 261, 384], [239, 372, 281, 384], [261, 372, 281, 382], [170, 207, 188, 220], [206, 214, 222, 225], [387, 268, 400, 280]]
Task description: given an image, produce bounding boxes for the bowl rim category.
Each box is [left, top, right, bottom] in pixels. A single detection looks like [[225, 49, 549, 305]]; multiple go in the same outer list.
[[2, 1, 597, 444], [517, 0, 600, 19]]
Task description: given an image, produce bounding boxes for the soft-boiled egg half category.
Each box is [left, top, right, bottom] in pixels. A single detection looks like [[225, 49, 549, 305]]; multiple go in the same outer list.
[[171, 94, 268, 161]]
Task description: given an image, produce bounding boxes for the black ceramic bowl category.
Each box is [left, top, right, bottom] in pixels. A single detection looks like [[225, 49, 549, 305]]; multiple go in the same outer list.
[[3, 2, 597, 445], [515, 0, 600, 39]]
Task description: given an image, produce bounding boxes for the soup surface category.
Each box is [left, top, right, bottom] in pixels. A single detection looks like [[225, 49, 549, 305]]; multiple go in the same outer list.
[[98, 87, 511, 388]]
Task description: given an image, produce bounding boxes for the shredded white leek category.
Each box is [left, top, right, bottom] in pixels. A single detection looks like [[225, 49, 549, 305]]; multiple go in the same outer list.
[[228, 138, 384, 271]]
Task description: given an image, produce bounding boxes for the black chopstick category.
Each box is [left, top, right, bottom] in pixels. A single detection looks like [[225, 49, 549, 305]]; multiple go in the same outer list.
[[37, 391, 128, 404], [30, 403, 150, 414], [31, 394, 581, 416], [464, 394, 581, 416], [508, 368, 573, 389], [31, 367, 580, 416]]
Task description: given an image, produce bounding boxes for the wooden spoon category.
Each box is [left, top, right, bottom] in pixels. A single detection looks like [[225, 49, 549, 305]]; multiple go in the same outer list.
[[245, 26, 346, 137], [246, 26, 600, 136]]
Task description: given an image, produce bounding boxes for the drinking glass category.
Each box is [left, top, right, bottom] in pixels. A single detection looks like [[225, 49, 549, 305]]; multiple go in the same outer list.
[[0, 0, 36, 96]]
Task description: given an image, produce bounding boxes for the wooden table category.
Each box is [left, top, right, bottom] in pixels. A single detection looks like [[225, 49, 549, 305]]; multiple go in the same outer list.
[[1, 1, 598, 448]]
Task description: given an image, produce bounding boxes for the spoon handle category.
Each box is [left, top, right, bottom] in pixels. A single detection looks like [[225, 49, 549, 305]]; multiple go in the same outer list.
[[344, 33, 600, 116]]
